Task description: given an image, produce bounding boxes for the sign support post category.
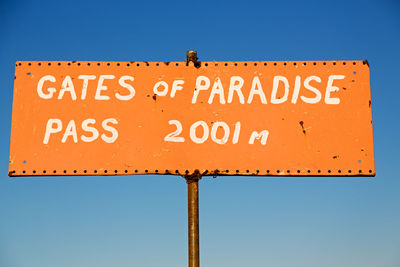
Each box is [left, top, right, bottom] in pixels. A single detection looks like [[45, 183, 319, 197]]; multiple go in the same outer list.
[[184, 51, 201, 267], [185, 173, 201, 267]]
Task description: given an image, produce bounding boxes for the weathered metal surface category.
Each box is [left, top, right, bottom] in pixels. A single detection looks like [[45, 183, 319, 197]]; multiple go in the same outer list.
[[185, 172, 201, 267], [9, 60, 374, 176]]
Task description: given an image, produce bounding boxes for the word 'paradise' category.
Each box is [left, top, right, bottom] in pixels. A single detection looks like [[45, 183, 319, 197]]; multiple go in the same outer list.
[[38, 74, 345, 145]]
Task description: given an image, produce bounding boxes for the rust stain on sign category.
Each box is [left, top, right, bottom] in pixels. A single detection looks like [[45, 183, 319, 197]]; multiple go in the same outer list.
[[9, 60, 375, 177]]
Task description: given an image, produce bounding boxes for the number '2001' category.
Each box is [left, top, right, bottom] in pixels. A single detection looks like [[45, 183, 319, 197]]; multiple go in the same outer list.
[[164, 120, 241, 144]]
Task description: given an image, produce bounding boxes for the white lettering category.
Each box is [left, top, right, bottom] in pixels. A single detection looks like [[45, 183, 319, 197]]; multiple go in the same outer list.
[[61, 120, 78, 143], [227, 76, 245, 104], [301, 76, 322, 104], [325, 75, 345, 104], [43, 119, 62, 144], [170, 80, 184, 98], [153, 81, 168, 96], [210, 122, 230, 144], [58, 76, 77, 100], [247, 76, 267, 104], [81, 119, 99, 142], [116, 76, 135, 100], [190, 121, 209, 144], [95, 75, 114, 100], [192, 76, 210, 103], [291, 76, 301, 104], [78, 75, 96, 100], [37, 75, 56, 99], [271, 76, 289, 104], [232, 122, 241, 144], [164, 120, 185, 142], [249, 130, 269, 145], [101, 118, 118, 143], [208, 78, 226, 104]]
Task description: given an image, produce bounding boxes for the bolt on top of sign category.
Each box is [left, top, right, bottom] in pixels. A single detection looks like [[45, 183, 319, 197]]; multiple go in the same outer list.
[[9, 59, 374, 177]]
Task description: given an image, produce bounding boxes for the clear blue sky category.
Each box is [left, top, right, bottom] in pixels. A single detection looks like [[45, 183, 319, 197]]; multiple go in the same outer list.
[[1, 0, 399, 266]]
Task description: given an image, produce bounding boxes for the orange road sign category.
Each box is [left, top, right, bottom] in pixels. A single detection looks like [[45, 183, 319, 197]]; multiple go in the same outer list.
[[9, 60, 374, 177]]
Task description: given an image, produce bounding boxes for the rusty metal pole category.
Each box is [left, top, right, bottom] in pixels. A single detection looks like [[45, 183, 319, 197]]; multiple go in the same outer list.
[[185, 51, 201, 267], [187, 177, 200, 267]]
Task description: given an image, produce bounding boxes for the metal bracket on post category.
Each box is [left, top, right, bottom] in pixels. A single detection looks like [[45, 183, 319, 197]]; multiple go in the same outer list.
[[183, 170, 203, 184], [183, 170, 202, 267], [186, 50, 201, 68]]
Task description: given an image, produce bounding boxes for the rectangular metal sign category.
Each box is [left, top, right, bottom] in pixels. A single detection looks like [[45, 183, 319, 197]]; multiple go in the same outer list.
[[9, 60, 374, 176]]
